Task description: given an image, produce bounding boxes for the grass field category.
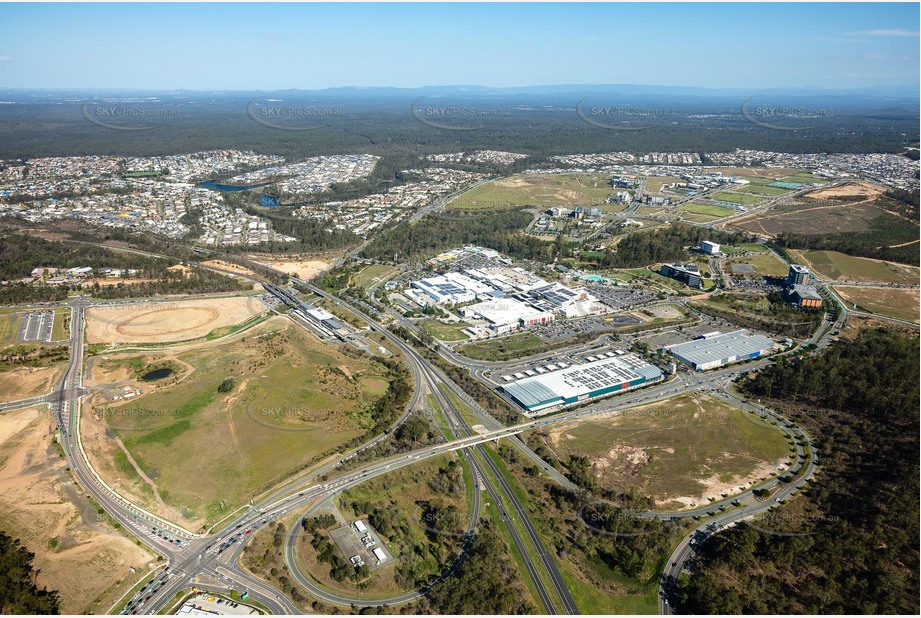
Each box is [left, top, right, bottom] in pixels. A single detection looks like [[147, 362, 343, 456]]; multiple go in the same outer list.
[[832, 286, 920, 323], [781, 173, 824, 184], [351, 264, 398, 290], [731, 196, 901, 237], [84, 318, 388, 528], [547, 393, 791, 510], [677, 203, 737, 218], [318, 298, 370, 329], [794, 250, 920, 284], [709, 192, 761, 206], [733, 184, 792, 196], [449, 173, 613, 210], [51, 307, 70, 341], [712, 167, 802, 181], [736, 175, 774, 186], [727, 253, 789, 277], [562, 560, 658, 614], [678, 213, 721, 224], [455, 331, 547, 361], [736, 242, 768, 252], [645, 176, 681, 193], [0, 308, 19, 343], [420, 319, 471, 341]]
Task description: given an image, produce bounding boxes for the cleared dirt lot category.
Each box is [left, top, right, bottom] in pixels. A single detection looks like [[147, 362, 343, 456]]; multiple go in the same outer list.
[[248, 255, 329, 279], [806, 182, 883, 200], [86, 297, 263, 344], [201, 259, 261, 278], [0, 363, 66, 401], [0, 407, 154, 614]]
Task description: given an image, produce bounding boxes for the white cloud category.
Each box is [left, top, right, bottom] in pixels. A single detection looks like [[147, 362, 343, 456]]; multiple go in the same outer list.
[[0, 55, 11, 61], [850, 29, 919, 37]]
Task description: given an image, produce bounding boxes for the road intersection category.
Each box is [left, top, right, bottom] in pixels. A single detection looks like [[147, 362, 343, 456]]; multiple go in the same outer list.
[[0, 246, 854, 616]]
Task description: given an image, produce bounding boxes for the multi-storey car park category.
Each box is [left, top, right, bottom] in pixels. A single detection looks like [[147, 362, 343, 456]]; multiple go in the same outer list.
[[661, 329, 778, 372], [500, 353, 663, 415]]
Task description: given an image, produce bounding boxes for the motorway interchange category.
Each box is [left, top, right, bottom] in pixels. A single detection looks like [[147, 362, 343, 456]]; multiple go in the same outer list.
[[1, 250, 854, 617]]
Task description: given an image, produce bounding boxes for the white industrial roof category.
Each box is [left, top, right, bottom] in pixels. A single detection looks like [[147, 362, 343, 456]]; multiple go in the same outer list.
[[663, 329, 775, 365], [503, 354, 662, 409]]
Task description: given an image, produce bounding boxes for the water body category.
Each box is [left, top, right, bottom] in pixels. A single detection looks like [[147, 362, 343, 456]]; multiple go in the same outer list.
[[141, 367, 173, 381], [198, 180, 269, 192]]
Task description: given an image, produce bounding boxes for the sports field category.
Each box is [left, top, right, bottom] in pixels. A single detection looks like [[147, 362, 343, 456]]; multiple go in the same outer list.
[[677, 203, 737, 218], [781, 172, 824, 184], [794, 250, 920, 284], [82, 318, 390, 528], [546, 393, 791, 510], [733, 184, 792, 196], [709, 192, 761, 206], [86, 297, 264, 344], [832, 286, 920, 323], [448, 173, 613, 210], [711, 167, 803, 181]]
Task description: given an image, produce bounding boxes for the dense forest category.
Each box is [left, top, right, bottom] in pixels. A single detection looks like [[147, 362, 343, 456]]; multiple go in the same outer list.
[[592, 224, 754, 269], [88, 269, 249, 298], [677, 328, 919, 613], [0, 230, 249, 301], [0, 532, 60, 614], [361, 209, 556, 263], [0, 92, 916, 161], [417, 519, 535, 615], [0, 231, 169, 280], [0, 283, 70, 304]]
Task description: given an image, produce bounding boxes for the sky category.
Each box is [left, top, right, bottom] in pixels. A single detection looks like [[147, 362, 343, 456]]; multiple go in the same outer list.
[[0, 2, 918, 92]]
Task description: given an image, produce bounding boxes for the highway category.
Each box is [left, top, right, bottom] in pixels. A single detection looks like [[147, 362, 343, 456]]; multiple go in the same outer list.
[[24, 284, 817, 616], [0, 235, 850, 616]]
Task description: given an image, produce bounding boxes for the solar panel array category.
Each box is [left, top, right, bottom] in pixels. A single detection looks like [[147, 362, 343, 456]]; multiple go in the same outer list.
[[502, 353, 663, 411]]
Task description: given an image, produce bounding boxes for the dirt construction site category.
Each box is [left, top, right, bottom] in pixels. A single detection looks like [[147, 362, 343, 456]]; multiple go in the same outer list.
[[85, 297, 264, 344], [0, 407, 154, 614]]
